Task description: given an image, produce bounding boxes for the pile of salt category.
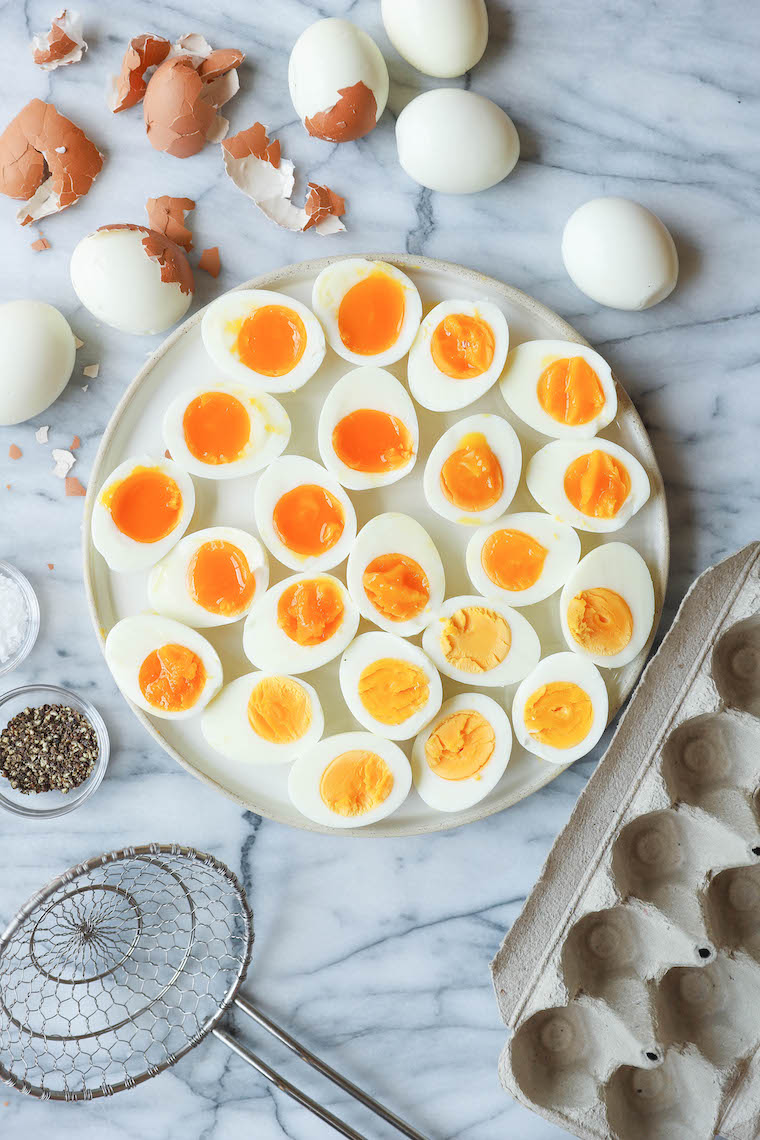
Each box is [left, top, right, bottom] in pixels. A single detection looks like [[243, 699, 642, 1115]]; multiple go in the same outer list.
[[0, 574, 29, 663]]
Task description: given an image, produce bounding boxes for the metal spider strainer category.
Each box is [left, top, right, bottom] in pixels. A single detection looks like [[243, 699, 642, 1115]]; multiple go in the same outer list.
[[0, 843, 427, 1140]]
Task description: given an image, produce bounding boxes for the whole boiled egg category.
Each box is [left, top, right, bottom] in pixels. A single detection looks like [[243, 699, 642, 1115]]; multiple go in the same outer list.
[[147, 526, 268, 628], [346, 513, 445, 636], [318, 366, 418, 490], [312, 259, 422, 367], [105, 615, 222, 720], [243, 573, 359, 674], [288, 732, 411, 829], [411, 693, 511, 812], [559, 542, 655, 668], [381, 0, 488, 79], [512, 651, 608, 764], [339, 632, 442, 741], [408, 299, 509, 412], [526, 439, 650, 533], [0, 301, 75, 426], [465, 512, 581, 606], [422, 595, 540, 687], [201, 671, 324, 765], [423, 413, 521, 526], [201, 290, 325, 393], [91, 455, 195, 573], [500, 340, 617, 439]]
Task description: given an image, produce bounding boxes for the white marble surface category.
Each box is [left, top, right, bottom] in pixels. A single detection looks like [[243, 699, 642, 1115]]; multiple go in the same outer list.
[[0, 1, 758, 1137]]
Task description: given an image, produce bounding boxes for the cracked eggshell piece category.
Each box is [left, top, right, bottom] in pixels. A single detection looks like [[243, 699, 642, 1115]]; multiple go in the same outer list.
[[32, 9, 87, 69], [500, 339, 617, 440], [408, 298, 509, 412], [466, 512, 581, 607], [0, 300, 75, 425], [312, 259, 422, 367], [339, 632, 442, 741], [143, 46, 243, 157], [288, 732, 411, 829], [422, 594, 541, 687], [243, 574, 359, 675], [526, 438, 651, 533], [423, 413, 522, 526], [511, 651, 608, 765], [201, 671, 324, 766], [381, 0, 488, 78], [108, 34, 171, 112]]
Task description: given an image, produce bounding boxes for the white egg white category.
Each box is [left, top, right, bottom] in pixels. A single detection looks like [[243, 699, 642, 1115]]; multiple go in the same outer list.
[[465, 512, 581, 607], [242, 573, 359, 674], [312, 259, 422, 367], [512, 651, 608, 765], [423, 413, 522, 526], [408, 298, 509, 412], [288, 732, 411, 829], [422, 594, 540, 687], [0, 300, 75, 426], [201, 671, 324, 765], [500, 339, 617, 439], [526, 438, 651, 533], [339, 632, 442, 741]]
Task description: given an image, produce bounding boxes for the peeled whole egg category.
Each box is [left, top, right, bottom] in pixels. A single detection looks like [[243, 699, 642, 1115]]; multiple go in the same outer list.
[[381, 0, 488, 79], [465, 512, 581, 607], [512, 651, 608, 765], [242, 573, 359, 675], [422, 594, 541, 687], [423, 413, 522, 526], [0, 300, 75, 425], [408, 299, 509, 412], [526, 439, 651, 533], [339, 632, 442, 741], [312, 259, 422, 367], [500, 340, 617, 439], [201, 671, 324, 765]]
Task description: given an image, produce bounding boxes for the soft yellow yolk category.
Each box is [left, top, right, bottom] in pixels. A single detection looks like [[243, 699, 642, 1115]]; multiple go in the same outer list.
[[248, 675, 312, 743], [332, 408, 413, 473], [188, 540, 256, 616], [567, 588, 633, 656], [524, 682, 593, 748], [104, 466, 182, 544], [138, 644, 206, 712], [182, 391, 251, 465], [481, 529, 549, 592], [319, 750, 394, 817], [358, 658, 429, 726], [431, 313, 495, 379], [441, 606, 510, 673], [362, 553, 430, 623], [564, 450, 631, 519], [338, 272, 405, 356], [440, 432, 504, 512], [277, 577, 344, 646], [273, 484, 345, 556], [235, 304, 306, 377], [425, 710, 495, 780], [537, 356, 605, 426]]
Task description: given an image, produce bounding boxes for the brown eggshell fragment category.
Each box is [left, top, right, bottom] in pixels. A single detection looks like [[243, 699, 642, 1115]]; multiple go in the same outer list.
[[31, 236, 50, 251], [97, 224, 194, 296], [143, 45, 243, 158], [145, 195, 195, 250], [109, 34, 171, 113], [304, 82, 377, 143], [65, 475, 86, 497], [303, 183, 345, 231], [8, 444, 22, 459], [198, 246, 221, 277], [32, 9, 87, 70]]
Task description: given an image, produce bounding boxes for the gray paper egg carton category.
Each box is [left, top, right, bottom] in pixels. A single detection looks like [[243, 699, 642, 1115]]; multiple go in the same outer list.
[[491, 541, 760, 1140]]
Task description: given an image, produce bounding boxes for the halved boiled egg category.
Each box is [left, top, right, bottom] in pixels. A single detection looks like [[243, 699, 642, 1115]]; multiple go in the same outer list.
[[512, 651, 608, 764], [147, 526, 268, 628], [560, 542, 655, 668], [422, 595, 540, 687], [105, 615, 222, 720], [408, 299, 509, 412], [500, 339, 617, 438], [163, 381, 290, 480], [346, 513, 445, 636], [312, 258, 422, 367], [465, 512, 580, 607], [288, 732, 412, 829], [201, 289, 325, 393], [339, 632, 442, 741], [201, 671, 324, 765], [318, 366, 418, 489], [423, 413, 521, 526], [92, 454, 195, 573], [254, 455, 357, 572], [243, 573, 359, 674], [527, 439, 650, 532], [411, 693, 511, 812]]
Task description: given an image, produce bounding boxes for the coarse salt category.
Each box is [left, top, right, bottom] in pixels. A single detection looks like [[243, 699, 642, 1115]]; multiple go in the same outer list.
[[0, 574, 28, 664]]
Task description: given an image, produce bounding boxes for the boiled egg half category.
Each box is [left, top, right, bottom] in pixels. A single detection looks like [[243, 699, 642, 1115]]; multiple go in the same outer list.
[[243, 573, 359, 674], [466, 512, 580, 607], [339, 632, 442, 741], [411, 693, 511, 812], [527, 439, 650, 532], [512, 652, 608, 764], [201, 672, 324, 765], [500, 340, 617, 439], [423, 413, 521, 526], [422, 595, 540, 687], [408, 299, 509, 412], [312, 259, 422, 367], [288, 732, 411, 829]]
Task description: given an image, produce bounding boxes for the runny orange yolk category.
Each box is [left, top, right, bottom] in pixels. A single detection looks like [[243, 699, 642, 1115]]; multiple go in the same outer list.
[[431, 313, 495, 379], [277, 577, 344, 646], [440, 432, 504, 512], [567, 588, 633, 656], [332, 408, 413, 473], [319, 749, 394, 817], [441, 606, 511, 674], [362, 554, 430, 623], [564, 450, 631, 519], [183, 392, 251, 465], [481, 529, 549, 592], [248, 675, 312, 743], [425, 710, 495, 781], [105, 466, 182, 544], [188, 540, 256, 616], [138, 643, 206, 712], [338, 272, 405, 356], [358, 658, 429, 726], [235, 304, 306, 377], [524, 682, 593, 749], [537, 356, 605, 426], [273, 484, 345, 557]]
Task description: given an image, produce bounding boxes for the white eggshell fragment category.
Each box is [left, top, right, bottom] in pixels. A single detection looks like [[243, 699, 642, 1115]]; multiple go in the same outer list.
[[381, 0, 488, 78], [0, 300, 75, 425]]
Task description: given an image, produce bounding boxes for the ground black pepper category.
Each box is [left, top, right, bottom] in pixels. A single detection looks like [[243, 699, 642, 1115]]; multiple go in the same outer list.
[[0, 704, 98, 794]]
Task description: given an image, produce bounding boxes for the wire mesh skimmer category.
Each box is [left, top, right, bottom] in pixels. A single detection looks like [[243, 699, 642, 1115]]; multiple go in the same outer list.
[[0, 843, 428, 1140]]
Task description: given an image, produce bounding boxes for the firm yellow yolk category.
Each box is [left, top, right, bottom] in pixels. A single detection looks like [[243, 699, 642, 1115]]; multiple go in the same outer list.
[[537, 357, 605, 426], [188, 540, 256, 616], [332, 408, 413, 473], [524, 682, 593, 748], [431, 313, 495, 379], [105, 466, 182, 544], [425, 710, 495, 780], [138, 643, 206, 712], [564, 450, 631, 519], [319, 749, 394, 817], [183, 392, 251, 465], [248, 675, 312, 743], [481, 529, 549, 592], [567, 587, 633, 656], [440, 432, 504, 512], [338, 272, 405, 356], [236, 304, 306, 377], [358, 658, 429, 726], [277, 577, 344, 646], [362, 554, 430, 623], [441, 606, 510, 674], [273, 484, 345, 557]]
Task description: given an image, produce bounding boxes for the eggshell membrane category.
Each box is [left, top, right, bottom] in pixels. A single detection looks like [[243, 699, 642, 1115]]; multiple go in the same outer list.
[[339, 632, 442, 741], [201, 671, 324, 765], [465, 511, 581, 607], [423, 412, 522, 526], [422, 594, 541, 687], [0, 300, 75, 426], [500, 339, 617, 439], [381, 0, 488, 78], [511, 651, 608, 764], [312, 259, 422, 367], [408, 298, 509, 412], [288, 732, 411, 829], [242, 573, 359, 675], [526, 438, 651, 533]]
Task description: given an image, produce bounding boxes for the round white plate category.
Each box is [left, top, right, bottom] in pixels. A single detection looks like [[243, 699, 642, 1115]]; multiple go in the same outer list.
[[84, 254, 669, 837]]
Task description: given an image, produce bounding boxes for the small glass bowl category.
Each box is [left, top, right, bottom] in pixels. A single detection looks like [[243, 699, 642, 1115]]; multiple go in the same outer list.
[[0, 684, 110, 819], [0, 561, 40, 679]]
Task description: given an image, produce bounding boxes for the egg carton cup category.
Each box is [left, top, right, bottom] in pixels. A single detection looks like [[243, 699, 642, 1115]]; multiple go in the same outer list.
[[491, 540, 760, 1140]]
